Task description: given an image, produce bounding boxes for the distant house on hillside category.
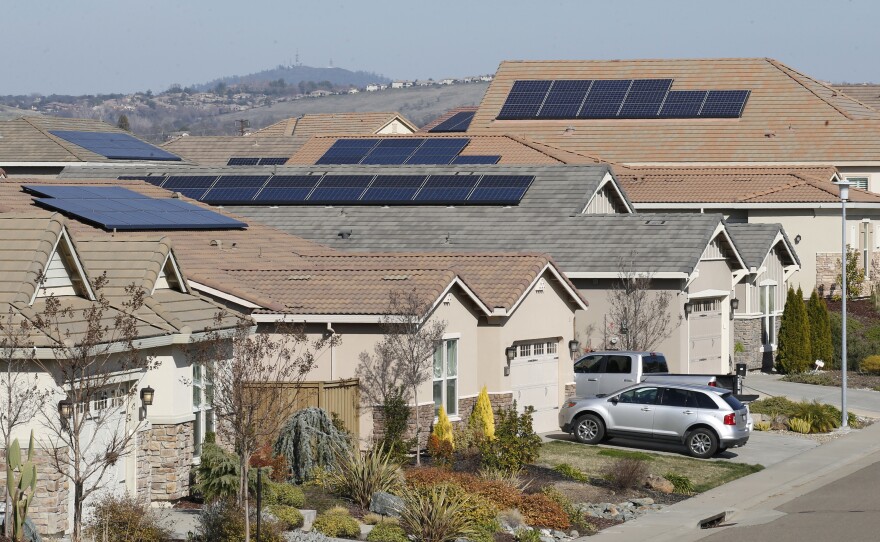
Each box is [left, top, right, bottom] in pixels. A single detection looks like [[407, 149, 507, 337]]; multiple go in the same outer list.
[[365, 84, 379, 92]]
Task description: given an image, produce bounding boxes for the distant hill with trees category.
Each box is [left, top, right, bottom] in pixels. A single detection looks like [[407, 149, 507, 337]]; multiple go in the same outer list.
[[197, 65, 390, 92]]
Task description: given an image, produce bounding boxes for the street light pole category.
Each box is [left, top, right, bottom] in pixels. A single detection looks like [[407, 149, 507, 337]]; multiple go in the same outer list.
[[839, 180, 851, 428]]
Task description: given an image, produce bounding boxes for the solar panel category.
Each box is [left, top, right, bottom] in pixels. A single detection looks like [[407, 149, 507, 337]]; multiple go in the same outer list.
[[538, 80, 592, 118], [117, 175, 167, 186], [618, 79, 673, 118], [227, 157, 260, 166], [316, 139, 379, 164], [428, 111, 476, 133], [414, 175, 479, 203], [360, 139, 425, 165], [700, 90, 750, 118], [498, 80, 552, 119], [255, 175, 320, 203], [257, 157, 289, 166], [202, 175, 271, 204], [161, 175, 217, 201], [658, 90, 708, 118], [308, 175, 373, 203], [360, 175, 427, 203], [578, 80, 632, 118], [405, 138, 469, 164], [467, 175, 535, 204], [451, 155, 501, 164], [49, 131, 182, 161], [27, 185, 245, 230]]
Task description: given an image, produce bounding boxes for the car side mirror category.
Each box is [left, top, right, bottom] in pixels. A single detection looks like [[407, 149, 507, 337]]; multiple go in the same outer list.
[[609, 397, 619, 405]]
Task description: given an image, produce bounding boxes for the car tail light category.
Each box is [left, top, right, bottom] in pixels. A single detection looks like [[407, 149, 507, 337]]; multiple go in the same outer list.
[[723, 413, 736, 425], [709, 381, 717, 387]]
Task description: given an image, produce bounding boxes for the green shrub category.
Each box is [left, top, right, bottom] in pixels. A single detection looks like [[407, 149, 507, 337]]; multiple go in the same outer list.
[[753, 421, 772, 431], [515, 528, 541, 542], [275, 407, 351, 482], [553, 463, 590, 483], [313, 509, 360, 539], [807, 290, 834, 365], [380, 389, 416, 463], [776, 287, 812, 374], [540, 486, 596, 536], [84, 493, 172, 542], [264, 481, 305, 508], [268, 505, 304, 530], [788, 417, 812, 434], [605, 458, 648, 490], [478, 404, 542, 475], [399, 485, 480, 542], [363, 513, 384, 525], [782, 373, 837, 386], [749, 397, 856, 432], [197, 443, 241, 502], [325, 445, 403, 508], [197, 500, 283, 542], [367, 521, 409, 542], [861, 354, 880, 374], [663, 473, 695, 495], [830, 313, 880, 370]]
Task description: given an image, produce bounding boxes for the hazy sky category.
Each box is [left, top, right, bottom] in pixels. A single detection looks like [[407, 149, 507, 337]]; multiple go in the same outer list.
[[6, 0, 880, 95]]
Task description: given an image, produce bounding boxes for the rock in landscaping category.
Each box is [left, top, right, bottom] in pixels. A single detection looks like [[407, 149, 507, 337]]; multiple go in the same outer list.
[[630, 497, 654, 507], [539, 536, 555, 542], [369, 491, 405, 517], [645, 474, 674, 494], [568, 531, 579, 538], [551, 530, 568, 538]]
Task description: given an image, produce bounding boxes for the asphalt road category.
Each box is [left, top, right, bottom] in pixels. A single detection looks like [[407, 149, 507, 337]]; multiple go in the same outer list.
[[699, 458, 880, 542]]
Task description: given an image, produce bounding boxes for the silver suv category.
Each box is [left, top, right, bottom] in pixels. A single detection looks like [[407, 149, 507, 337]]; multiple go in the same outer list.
[[558, 383, 750, 458]]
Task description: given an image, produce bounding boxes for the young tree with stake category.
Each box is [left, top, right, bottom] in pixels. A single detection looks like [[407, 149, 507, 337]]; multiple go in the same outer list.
[[607, 254, 679, 352]]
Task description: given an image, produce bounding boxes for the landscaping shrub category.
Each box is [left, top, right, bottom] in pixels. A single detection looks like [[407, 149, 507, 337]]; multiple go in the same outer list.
[[497, 509, 526, 531], [275, 407, 351, 482], [749, 397, 856, 432], [663, 473, 695, 495], [268, 504, 305, 530], [861, 354, 880, 374], [313, 508, 360, 539], [433, 405, 455, 448], [753, 421, 771, 431], [830, 313, 880, 370], [469, 386, 496, 441], [782, 372, 837, 386], [367, 521, 409, 542], [605, 458, 648, 490], [197, 500, 283, 542], [515, 528, 541, 542], [540, 486, 596, 535], [325, 445, 403, 508], [251, 443, 290, 482], [518, 493, 570, 530], [807, 290, 834, 366], [264, 481, 305, 508], [478, 404, 541, 475], [197, 443, 241, 502], [363, 513, 384, 525], [380, 390, 416, 463], [84, 493, 172, 542], [788, 417, 812, 434], [427, 434, 454, 469], [552, 463, 590, 483], [777, 287, 812, 374], [399, 485, 480, 542]]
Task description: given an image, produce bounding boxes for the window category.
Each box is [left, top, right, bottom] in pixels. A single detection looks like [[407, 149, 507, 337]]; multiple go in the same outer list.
[[642, 354, 668, 374], [617, 387, 658, 405], [861, 221, 872, 280], [519, 344, 531, 357], [605, 355, 632, 374], [574, 354, 604, 373], [193, 364, 214, 457], [660, 388, 692, 408], [534, 342, 545, 356], [760, 283, 778, 346], [433, 339, 458, 416], [547, 341, 557, 354], [847, 177, 869, 191]]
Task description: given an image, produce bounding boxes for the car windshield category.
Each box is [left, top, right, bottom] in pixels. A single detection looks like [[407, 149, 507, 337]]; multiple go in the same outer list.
[[574, 354, 603, 373], [722, 393, 744, 411]]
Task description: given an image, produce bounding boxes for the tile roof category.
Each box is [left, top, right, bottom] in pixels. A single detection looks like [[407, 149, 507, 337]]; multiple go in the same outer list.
[[832, 84, 880, 112], [0, 214, 66, 305], [467, 58, 880, 164], [0, 116, 183, 164], [418, 107, 479, 132], [726, 222, 799, 269], [614, 165, 880, 204], [287, 133, 603, 165], [161, 136, 301, 166], [253, 112, 417, 137]]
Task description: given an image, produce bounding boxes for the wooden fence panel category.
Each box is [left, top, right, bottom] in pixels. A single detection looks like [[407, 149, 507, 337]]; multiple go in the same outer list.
[[256, 379, 360, 439]]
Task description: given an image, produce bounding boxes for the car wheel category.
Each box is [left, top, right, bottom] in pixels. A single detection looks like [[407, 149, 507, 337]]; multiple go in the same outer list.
[[686, 428, 719, 459], [574, 414, 605, 445]]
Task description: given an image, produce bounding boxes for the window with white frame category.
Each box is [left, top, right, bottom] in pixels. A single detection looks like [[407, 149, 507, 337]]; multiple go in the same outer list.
[[192, 364, 215, 457], [514, 340, 559, 359], [760, 283, 778, 346], [433, 338, 458, 416], [847, 177, 869, 191]]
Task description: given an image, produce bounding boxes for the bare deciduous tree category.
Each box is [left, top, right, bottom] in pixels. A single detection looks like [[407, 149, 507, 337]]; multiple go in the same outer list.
[[0, 309, 50, 538], [607, 255, 679, 352], [33, 277, 157, 542], [188, 315, 337, 542], [358, 288, 446, 465]]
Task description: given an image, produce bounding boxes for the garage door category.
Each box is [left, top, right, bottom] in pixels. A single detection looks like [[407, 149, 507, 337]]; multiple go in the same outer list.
[[689, 298, 723, 373], [510, 340, 559, 432]]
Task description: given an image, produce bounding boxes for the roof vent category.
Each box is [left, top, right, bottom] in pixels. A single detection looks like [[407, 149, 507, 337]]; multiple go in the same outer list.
[[172, 192, 182, 198], [382, 274, 409, 281], [287, 274, 311, 281], [210, 240, 222, 249], [764, 131, 776, 138], [645, 220, 666, 226], [338, 230, 352, 240]]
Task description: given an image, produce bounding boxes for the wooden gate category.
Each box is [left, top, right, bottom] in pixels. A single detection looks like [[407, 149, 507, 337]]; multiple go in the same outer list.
[[262, 379, 360, 438]]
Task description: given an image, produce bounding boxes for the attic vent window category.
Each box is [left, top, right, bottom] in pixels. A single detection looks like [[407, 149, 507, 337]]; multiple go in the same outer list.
[[535, 278, 547, 293], [645, 220, 667, 226], [443, 294, 453, 306], [287, 275, 311, 281], [382, 275, 409, 281]]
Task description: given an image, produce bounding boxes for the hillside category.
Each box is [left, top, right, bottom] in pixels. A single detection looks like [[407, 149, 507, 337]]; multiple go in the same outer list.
[[0, 104, 41, 121], [195, 82, 489, 134], [199, 65, 390, 91]]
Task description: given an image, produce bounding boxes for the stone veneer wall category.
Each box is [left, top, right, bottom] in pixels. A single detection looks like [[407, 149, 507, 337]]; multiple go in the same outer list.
[[143, 422, 193, 501], [0, 448, 69, 538], [564, 383, 576, 399], [733, 318, 763, 370], [816, 252, 878, 298]]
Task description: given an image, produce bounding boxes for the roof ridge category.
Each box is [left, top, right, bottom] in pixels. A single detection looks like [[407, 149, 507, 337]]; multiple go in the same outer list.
[[501, 57, 773, 64], [766, 59, 858, 121], [506, 135, 606, 164], [20, 116, 90, 160], [738, 179, 809, 202]]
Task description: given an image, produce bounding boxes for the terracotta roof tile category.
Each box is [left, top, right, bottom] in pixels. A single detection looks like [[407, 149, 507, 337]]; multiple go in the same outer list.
[[161, 136, 302, 166], [253, 112, 417, 137]]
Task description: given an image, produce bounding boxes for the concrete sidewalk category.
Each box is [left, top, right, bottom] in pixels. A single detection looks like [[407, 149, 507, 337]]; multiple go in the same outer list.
[[742, 372, 880, 417], [589, 410, 880, 541]]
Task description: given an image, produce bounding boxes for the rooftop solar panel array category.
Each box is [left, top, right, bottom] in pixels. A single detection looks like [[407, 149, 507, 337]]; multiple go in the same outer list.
[[428, 111, 476, 133], [24, 185, 246, 230], [226, 157, 291, 166], [316, 138, 483, 165], [497, 79, 750, 120], [49, 131, 183, 161], [127, 172, 535, 206]]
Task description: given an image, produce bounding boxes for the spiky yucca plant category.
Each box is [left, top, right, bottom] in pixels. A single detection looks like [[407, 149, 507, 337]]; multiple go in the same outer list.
[[399, 485, 477, 542], [325, 445, 402, 508], [7, 430, 37, 541]]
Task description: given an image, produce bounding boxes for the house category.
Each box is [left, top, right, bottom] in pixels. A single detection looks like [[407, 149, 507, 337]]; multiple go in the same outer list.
[[366, 84, 379, 92], [391, 80, 413, 89], [0, 212, 235, 538], [252, 112, 417, 138], [465, 58, 880, 193], [0, 116, 184, 176], [615, 166, 880, 296], [834, 84, 880, 111]]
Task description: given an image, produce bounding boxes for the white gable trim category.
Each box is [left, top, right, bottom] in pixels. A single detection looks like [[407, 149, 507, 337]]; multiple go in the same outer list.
[[506, 263, 588, 315], [187, 280, 263, 309], [581, 171, 634, 214], [30, 227, 95, 305], [151, 251, 186, 294]]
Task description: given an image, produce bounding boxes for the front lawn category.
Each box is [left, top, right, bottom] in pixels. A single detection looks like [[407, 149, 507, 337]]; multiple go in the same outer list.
[[536, 440, 763, 494]]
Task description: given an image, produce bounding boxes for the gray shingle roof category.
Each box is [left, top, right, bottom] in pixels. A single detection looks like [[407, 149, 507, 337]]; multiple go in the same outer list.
[[725, 222, 800, 268]]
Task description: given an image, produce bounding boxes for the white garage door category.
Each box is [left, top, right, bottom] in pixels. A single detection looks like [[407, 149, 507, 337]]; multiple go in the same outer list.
[[689, 298, 723, 373], [510, 340, 559, 432]]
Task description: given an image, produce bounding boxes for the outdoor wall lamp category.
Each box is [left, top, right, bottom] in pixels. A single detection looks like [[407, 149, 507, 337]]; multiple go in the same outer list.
[[683, 302, 692, 316], [58, 398, 73, 419], [504, 346, 517, 376], [140, 386, 155, 408], [620, 322, 629, 335], [568, 339, 580, 358], [794, 234, 802, 245]]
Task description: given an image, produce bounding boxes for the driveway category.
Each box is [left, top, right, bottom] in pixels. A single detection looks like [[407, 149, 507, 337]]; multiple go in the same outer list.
[[743, 372, 880, 417]]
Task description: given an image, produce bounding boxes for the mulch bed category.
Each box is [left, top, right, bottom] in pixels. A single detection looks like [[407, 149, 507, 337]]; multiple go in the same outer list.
[[826, 299, 880, 322], [785, 369, 880, 390], [173, 496, 203, 510]]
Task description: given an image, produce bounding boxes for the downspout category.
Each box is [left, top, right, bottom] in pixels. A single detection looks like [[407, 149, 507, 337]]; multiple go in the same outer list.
[[326, 323, 336, 379]]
